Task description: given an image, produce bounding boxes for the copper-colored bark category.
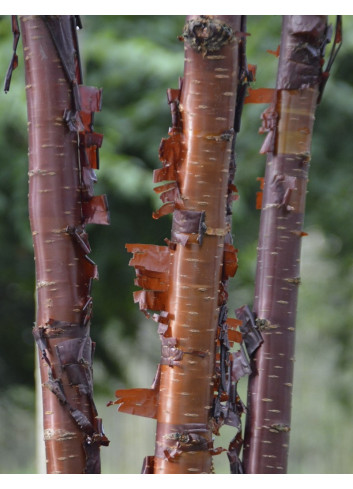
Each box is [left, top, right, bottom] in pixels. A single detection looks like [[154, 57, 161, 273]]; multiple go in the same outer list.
[[111, 15, 245, 474], [151, 15, 242, 474], [243, 15, 329, 473], [21, 15, 109, 473]]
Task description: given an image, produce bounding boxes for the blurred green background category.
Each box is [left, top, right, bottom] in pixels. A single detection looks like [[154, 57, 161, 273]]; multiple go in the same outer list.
[[0, 15, 352, 474]]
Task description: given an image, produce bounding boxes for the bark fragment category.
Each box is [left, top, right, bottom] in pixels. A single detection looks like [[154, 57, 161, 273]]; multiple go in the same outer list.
[[4, 16, 20, 93]]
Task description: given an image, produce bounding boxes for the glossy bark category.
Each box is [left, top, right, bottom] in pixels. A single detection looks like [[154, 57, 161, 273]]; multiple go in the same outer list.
[[243, 15, 328, 473], [21, 15, 108, 473], [153, 15, 242, 474]]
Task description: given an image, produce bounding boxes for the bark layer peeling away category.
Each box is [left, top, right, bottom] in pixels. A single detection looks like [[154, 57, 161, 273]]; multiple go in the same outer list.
[[242, 15, 335, 474], [20, 15, 109, 473], [109, 15, 257, 474]]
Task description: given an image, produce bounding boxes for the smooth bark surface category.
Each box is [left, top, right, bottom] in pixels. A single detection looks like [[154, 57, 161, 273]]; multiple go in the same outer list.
[[152, 15, 242, 474], [243, 15, 329, 473], [111, 15, 244, 474], [22, 15, 109, 473]]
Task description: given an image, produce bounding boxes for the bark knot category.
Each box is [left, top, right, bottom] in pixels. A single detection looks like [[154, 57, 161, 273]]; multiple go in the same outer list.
[[182, 16, 235, 55], [269, 423, 291, 433]]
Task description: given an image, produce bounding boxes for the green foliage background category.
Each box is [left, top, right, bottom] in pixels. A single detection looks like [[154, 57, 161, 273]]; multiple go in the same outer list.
[[0, 15, 352, 474]]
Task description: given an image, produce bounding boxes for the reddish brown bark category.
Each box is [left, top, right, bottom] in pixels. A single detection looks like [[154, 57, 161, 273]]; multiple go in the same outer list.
[[153, 15, 242, 474], [21, 15, 109, 473], [110, 15, 246, 474], [243, 15, 330, 473]]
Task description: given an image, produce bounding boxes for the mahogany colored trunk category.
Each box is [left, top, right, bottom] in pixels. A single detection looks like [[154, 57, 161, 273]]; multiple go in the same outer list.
[[21, 15, 108, 473], [242, 15, 329, 473]]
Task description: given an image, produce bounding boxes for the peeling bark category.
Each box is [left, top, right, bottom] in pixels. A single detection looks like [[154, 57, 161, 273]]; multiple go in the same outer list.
[[242, 15, 330, 474], [109, 15, 246, 474], [21, 15, 109, 473], [152, 15, 243, 474]]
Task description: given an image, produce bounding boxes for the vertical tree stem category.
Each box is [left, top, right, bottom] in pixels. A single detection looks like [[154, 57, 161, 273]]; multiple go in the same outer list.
[[21, 15, 108, 473], [243, 15, 329, 473], [153, 15, 242, 474]]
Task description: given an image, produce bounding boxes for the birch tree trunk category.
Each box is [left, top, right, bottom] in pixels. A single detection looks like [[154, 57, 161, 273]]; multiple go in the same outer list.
[[153, 15, 242, 473], [21, 15, 109, 473], [242, 15, 330, 473], [110, 15, 244, 474]]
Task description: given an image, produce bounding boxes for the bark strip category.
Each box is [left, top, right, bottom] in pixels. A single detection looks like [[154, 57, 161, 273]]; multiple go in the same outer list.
[[21, 15, 109, 473], [242, 15, 331, 474]]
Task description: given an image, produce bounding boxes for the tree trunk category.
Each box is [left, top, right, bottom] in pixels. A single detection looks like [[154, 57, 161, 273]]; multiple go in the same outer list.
[[153, 15, 243, 474], [109, 15, 244, 474], [242, 15, 329, 473], [21, 15, 109, 473]]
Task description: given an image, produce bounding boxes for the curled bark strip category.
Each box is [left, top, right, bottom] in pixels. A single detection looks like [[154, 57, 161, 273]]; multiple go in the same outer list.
[[234, 32, 253, 134], [56, 336, 94, 395], [152, 310, 172, 327], [212, 302, 248, 447], [81, 167, 97, 201], [80, 132, 104, 163], [225, 318, 242, 344], [259, 97, 279, 155], [222, 243, 238, 280], [167, 81, 183, 130], [236, 305, 263, 356], [157, 186, 182, 206], [152, 202, 176, 220], [256, 177, 265, 209], [318, 16, 342, 102], [133, 289, 169, 313], [80, 137, 103, 170], [227, 432, 244, 474], [67, 225, 91, 254], [158, 134, 183, 170], [109, 388, 159, 419], [154, 181, 178, 195], [153, 164, 177, 184], [4, 16, 20, 93], [245, 87, 276, 104], [41, 15, 82, 111], [32, 319, 109, 472], [127, 244, 172, 312], [126, 243, 171, 273], [231, 347, 252, 382], [108, 364, 161, 419], [82, 194, 110, 226], [153, 83, 185, 218], [79, 85, 103, 114], [171, 209, 206, 245], [267, 45, 281, 58], [134, 269, 169, 292]]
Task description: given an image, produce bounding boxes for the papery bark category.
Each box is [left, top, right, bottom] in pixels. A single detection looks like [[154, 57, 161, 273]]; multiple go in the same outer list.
[[21, 15, 109, 473], [152, 15, 242, 474], [242, 15, 329, 473]]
